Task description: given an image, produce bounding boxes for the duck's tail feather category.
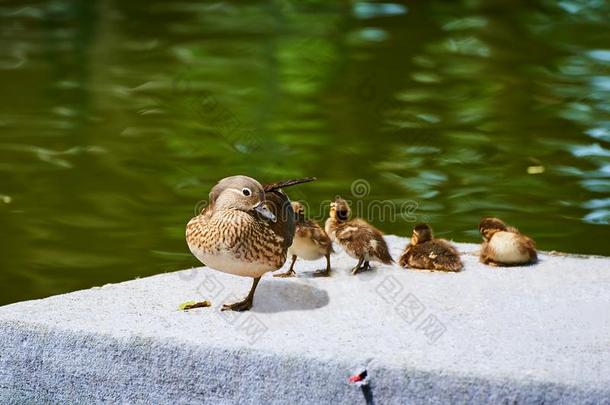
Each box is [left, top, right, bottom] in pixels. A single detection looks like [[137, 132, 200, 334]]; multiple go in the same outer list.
[[377, 238, 395, 265], [263, 177, 316, 192]]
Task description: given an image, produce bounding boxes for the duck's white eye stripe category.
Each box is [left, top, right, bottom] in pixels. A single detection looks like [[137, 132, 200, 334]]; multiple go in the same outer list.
[[242, 187, 252, 196]]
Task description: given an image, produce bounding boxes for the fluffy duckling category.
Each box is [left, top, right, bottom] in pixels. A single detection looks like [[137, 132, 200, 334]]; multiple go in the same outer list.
[[398, 224, 462, 272], [186, 175, 315, 311], [275, 201, 333, 278], [325, 197, 393, 274], [479, 217, 537, 266]]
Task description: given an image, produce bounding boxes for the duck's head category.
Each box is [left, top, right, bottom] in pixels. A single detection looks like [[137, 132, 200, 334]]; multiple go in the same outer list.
[[411, 223, 432, 245], [330, 197, 351, 222], [209, 175, 276, 221], [479, 217, 507, 241], [291, 201, 306, 221]]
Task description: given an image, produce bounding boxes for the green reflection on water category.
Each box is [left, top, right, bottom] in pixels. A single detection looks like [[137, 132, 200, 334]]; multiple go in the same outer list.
[[1, 0, 609, 305]]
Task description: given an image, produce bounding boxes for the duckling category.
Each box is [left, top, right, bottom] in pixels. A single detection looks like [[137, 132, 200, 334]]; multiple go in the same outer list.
[[186, 175, 315, 311], [479, 217, 537, 266], [398, 224, 462, 272], [325, 197, 393, 274], [274, 201, 333, 278]]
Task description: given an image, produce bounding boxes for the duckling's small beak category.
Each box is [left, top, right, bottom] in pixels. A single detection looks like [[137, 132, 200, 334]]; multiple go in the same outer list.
[[255, 202, 276, 222]]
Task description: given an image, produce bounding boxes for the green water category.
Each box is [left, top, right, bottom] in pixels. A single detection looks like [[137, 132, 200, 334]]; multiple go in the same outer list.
[[1, 0, 609, 305]]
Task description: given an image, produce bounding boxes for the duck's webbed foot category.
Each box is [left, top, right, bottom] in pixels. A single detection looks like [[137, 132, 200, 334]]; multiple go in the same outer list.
[[274, 269, 296, 278], [314, 252, 332, 277], [352, 258, 372, 275], [274, 255, 297, 278], [221, 277, 260, 312], [313, 268, 330, 277], [221, 297, 253, 312]]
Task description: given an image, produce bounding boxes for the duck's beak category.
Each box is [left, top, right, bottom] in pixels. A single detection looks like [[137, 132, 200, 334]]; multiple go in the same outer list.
[[254, 202, 276, 222]]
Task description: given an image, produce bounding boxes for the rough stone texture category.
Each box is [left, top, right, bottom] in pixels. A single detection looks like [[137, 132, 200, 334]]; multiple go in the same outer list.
[[1, 235, 609, 404]]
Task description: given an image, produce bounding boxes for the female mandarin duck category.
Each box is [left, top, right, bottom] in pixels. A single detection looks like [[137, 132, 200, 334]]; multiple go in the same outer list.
[[186, 175, 315, 311], [274, 201, 333, 278], [398, 223, 462, 272], [325, 197, 393, 274]]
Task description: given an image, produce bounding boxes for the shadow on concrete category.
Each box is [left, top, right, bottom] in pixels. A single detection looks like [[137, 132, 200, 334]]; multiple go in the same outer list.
[[298, 269, 332, 278], [253, 280, 329, 313]]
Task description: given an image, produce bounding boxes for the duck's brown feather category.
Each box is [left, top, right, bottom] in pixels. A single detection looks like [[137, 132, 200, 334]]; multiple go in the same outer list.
[[399, 239, 462, 272], [296, 219, 334, 253], [263, 177, 316, 192], [186, 209, 286, 269], [187, 177, 314, 271], [261, 188, 295, 250], [332, 219, 393, 264]]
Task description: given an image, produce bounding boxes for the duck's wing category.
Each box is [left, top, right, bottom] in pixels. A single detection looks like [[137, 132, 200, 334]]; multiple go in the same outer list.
[[335, 221, 393, 263], [263, 188, 295, 250], [429, 240, 462, 271], [349, 220, 393, 264], [301, 220, 334, 252], [334, 221, 369, 245], [517, 234, 537, 262], [259, 177, 316, 250]]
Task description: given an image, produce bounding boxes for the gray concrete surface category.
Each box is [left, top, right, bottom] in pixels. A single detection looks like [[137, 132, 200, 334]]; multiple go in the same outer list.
[[1, 235, 609, 404]]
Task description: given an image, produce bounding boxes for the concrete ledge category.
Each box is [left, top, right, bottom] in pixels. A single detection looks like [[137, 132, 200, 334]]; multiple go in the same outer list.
[[1, 235, 609, 404]]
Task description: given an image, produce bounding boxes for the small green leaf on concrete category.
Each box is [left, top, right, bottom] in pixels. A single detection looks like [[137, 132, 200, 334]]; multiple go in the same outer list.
[[179, 300, 211, 311]]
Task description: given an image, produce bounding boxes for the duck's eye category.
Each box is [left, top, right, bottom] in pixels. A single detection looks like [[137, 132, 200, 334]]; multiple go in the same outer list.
[[242, 187, 252, 197]]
